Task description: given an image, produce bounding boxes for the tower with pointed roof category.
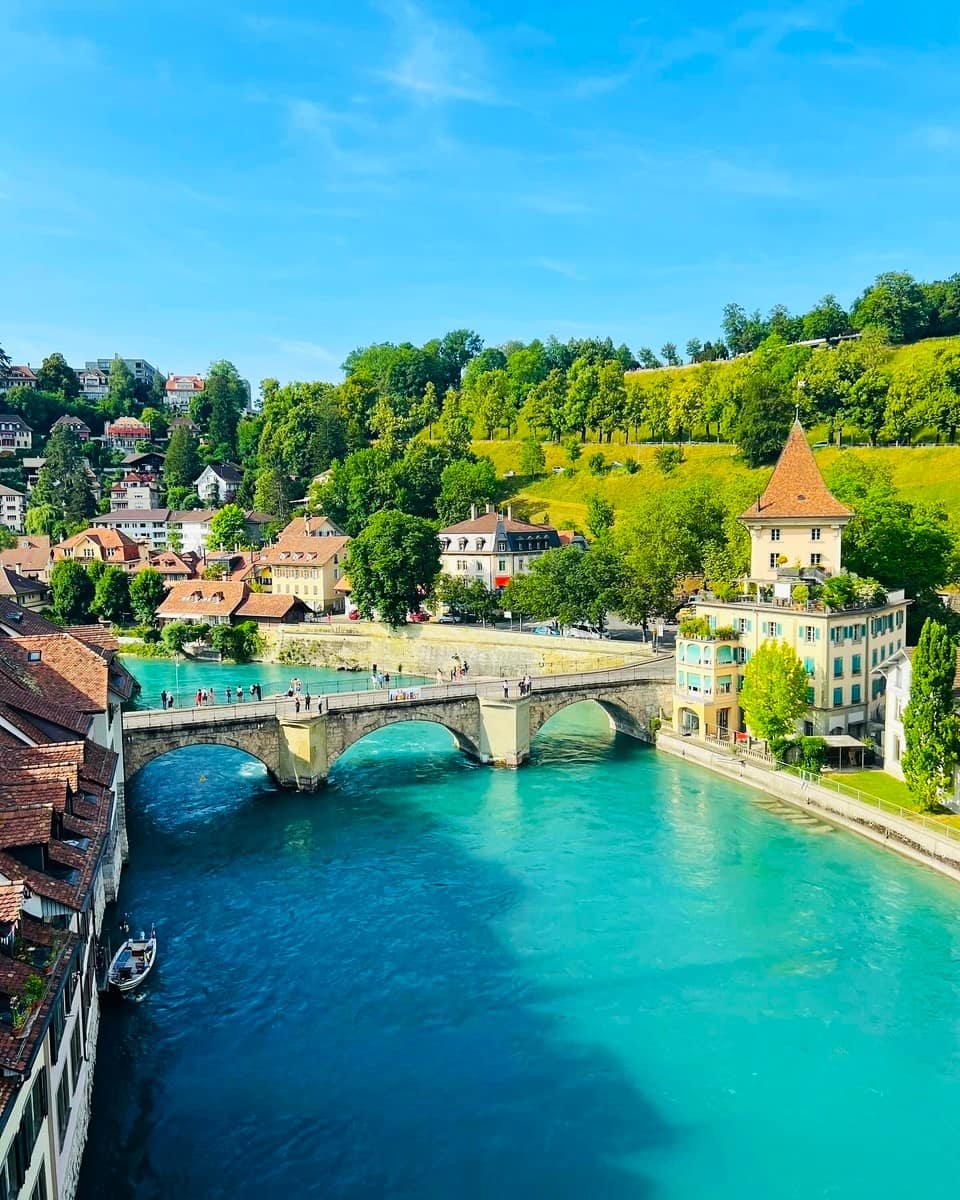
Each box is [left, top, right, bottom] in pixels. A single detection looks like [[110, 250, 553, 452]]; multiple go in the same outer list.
[[672, 421, 909, 744], [740, 420, 851, 582]]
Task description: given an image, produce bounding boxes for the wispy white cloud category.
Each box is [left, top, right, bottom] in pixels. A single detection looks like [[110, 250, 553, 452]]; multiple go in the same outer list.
[[378, 2, 509, 105], [533, 257, 586, 282]]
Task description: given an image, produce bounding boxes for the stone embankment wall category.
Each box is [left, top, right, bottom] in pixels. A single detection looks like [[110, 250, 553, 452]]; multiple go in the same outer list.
[[658, 730, 960, 884], [260, 622, 648, 679]]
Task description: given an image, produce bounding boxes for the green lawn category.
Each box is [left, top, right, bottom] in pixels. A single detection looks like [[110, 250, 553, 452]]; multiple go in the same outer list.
[[837, 769, 960, 830], [475, 439, 960, 530]]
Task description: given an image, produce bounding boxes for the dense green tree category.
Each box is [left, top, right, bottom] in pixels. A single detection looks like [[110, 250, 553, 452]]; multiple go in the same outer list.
[[49, 559, 95, 624], [733, 369, 794, 467], [850, 271, 929, 343], [162, 621, 194, 653], [203, 360, 247, 458], [258, 381, 346, 476], [345, 510, 441, 628], [0, 342, 10, 380], [436, 458, 497, 525], [92, 565, 131, 625], [253, 467, 291, 519], [586, 493, 614, 538], [36, 352, 80, 399], [207, 503, 249, 551], [436, 388, 473, 458], [740, 640, 809, 742], [139, 406, 169, 441], [636, 347, 662, 369], [660, 342, 681, 367], [523, 369, 567, 442], [129, 567, 167, 625], [902, 619, 960, 809], [589, 360, 627, 441], [502, 542, 624, 632], [801, 294, 850, 340], [470, 369, 513, 439], [564, 357, 597, 440], [437, 329, 484, 390], [164, 426, 203, 489], [519, 436, 546, 475], [210, 621, 264, 663], [105, 356, 136, 416]]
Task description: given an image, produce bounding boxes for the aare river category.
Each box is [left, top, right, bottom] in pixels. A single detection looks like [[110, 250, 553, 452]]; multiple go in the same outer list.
[[80, 660, 960, 1199]]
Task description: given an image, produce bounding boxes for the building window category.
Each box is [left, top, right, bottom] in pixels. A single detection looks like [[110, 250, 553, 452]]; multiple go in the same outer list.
[[770, 529, 781, 541], [851, 653, 862, 673], [810, 553, 822, 566], [806, 686, 815, 704], [56, 1072, 70, 1149], [498, 559, 506, 571], [833, 657, 843, 678], [851, 684, 862, 703], [70, 1023, 82, 1093], [803, 656, 815, 676], [769, 552, 778, 569], [832, 686, 843, 707], [811, 528, 821, 542]]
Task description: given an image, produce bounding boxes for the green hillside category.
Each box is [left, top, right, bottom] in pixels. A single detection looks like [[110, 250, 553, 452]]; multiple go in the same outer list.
[[478, 440, 960, 530]]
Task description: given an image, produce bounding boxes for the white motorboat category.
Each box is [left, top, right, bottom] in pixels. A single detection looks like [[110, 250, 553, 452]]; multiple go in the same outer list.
[[108, 929, 157, 994]]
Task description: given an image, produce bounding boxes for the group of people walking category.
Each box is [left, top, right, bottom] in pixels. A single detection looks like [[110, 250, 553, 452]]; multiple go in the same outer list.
[[173, 682, 265, 709], [502, 675, 533, 699]]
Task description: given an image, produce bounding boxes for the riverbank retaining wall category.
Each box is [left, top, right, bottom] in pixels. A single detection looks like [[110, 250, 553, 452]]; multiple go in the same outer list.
[[259, 622, 650, 679], [657, 730, 960, 883]]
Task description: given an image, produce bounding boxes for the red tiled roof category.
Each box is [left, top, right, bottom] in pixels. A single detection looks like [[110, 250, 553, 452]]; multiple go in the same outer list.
[[0, 883, 23, 925], [157, 580, 248, 619], [54, 527, 142, 563], [7, 635, 112, 712], [0, 806, 53, 849], [279, 516, 345, 539], [740, 421, 852, 521], [235, 594, 306, 619], [259, 536, 349, 568]]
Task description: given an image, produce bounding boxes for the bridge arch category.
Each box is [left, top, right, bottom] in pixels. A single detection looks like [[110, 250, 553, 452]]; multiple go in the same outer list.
[[325, 706, 482, 773], [527, 690, 658, 746], [123, 723, 282, 784]]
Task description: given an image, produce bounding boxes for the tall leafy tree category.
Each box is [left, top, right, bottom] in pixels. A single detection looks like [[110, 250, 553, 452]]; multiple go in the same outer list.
[[93, 565, 131, 625], [902, 619, 960, 809], [345, 511, 441, 628], [49, 559, 95, 624], [106, 355, 136, 416], [739, 640, 809, 742], [207, 503, 249, 551], [586, 493, 614, 538], [164, 425, 202, 489], [129, 567, 167, 625], [204, 360, 246, 458], [851, 271, 929, 343], [436, 458, 497, 525], [36, 352, 80, 399]]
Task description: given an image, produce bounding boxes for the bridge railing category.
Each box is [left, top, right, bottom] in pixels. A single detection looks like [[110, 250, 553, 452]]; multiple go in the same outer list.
[[122, 661, 669, 731]]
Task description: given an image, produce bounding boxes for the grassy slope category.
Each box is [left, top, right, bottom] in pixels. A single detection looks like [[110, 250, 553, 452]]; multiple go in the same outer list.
[[478, 440, 960, 529]]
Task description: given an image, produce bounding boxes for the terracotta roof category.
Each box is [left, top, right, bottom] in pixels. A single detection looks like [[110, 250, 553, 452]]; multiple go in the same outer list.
[[0, 806, 53, 849], [166, 375, 204, 391], [279, 515, 346, 539], [0, 540, 51, 577], [157, 580, 248, 619], [54, 527, 143, 562], [235, 594, 306, 620], [740, 421, 852, 521], [5, 634, 113, 712], [440, 512, 558, 536], [0, 883, 23, 925], [145, 550, 197, 579], [259, 536, 349, 568]]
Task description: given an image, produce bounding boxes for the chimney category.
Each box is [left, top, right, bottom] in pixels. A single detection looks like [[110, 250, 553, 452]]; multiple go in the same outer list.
[[470, 503, 478, 520]]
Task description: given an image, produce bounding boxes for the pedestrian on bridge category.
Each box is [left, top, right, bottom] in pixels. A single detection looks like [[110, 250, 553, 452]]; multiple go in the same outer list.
[[237, 685, 244, 702], [226, 687, 232, 704], [160, 690, 167, 710], [502, 679, 509, 699]]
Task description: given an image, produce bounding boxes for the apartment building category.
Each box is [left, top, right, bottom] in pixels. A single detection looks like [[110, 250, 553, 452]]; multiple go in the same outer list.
[[194, 463, 242, 504], [438, 505, 561, 592], [0, 367, 38, 393], [674, 422, 909, 741], [108, 475, 161, 512], [0, 415, 32, 453], [0, 485, 26, 534], [164, 375, 204, 414], [103, 419, 152, 452], [258, 528, 350, 614], [75, 367, 109, 402], [84, 358, 160, 386]]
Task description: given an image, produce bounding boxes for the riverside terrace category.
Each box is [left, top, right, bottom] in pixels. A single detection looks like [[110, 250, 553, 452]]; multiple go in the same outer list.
[[123, 662, 675, 790]]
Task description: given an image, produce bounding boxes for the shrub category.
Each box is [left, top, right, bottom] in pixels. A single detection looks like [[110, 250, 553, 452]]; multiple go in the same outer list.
[[653, 445, 684, 475], [799, 736, 829, 773], [679, 616, 712, 638], [792, 583, 809, 605], [586, 451, 606, 476], [623, 459, 639, 474], [563, 437, 582, 465], [713, 624, 738, 639], [770, 735, 796, 762]]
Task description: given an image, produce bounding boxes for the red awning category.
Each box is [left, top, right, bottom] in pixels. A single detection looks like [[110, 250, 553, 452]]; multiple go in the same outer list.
[[494, 575, 511, 588]]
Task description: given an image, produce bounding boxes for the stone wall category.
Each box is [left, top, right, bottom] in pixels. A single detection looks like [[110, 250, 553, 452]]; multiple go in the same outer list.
[[261, 622, 648, 680]]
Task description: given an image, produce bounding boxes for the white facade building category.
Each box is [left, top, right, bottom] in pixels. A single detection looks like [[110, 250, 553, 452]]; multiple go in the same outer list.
[[0, 484, 26, 533]]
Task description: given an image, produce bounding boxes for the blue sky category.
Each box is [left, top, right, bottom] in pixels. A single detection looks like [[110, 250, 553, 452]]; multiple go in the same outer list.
[[2, 0, 959, 388]]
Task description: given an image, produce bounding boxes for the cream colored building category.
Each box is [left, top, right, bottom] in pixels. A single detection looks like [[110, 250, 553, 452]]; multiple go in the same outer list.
[[674, 422, 909, 741], [259, 521, 350, 614], [438, 506, 561, 593]]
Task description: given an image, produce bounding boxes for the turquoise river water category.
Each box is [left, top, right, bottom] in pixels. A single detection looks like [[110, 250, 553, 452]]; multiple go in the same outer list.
[[79, 658, 960, 1198]]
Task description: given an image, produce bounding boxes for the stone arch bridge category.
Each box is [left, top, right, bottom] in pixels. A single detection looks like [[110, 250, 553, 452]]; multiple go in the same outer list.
[[122, 663, 674, 791]]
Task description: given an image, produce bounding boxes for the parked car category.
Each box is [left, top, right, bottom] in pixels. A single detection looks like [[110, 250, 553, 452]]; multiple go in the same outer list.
[[408, 610, 431, 623], [567, 624, 602, 640], [347, 608, 360, 621], [437, 613, 461, 624], [533, 623, 560, 636]]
